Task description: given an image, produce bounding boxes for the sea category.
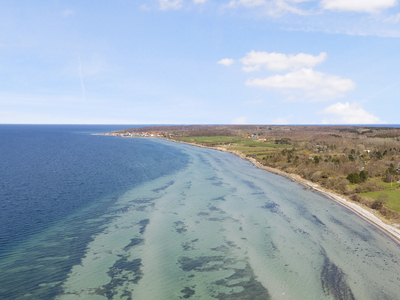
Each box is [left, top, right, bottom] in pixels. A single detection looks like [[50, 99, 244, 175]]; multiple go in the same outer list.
[[1, 125, 400, 300]]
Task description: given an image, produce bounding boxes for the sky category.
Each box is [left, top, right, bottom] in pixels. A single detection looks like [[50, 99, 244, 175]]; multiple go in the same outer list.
[[0, 0, 399, 125]]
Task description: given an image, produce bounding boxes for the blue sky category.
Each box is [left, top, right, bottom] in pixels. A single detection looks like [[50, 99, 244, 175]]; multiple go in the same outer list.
[[1, 0, 399, 124]]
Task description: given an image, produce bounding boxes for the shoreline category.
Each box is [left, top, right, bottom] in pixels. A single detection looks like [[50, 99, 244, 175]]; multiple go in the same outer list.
[[160, 137, 400, 246]]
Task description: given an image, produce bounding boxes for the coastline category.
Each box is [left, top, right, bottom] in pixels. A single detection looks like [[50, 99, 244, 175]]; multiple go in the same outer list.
[[160, 137, 400, 246]]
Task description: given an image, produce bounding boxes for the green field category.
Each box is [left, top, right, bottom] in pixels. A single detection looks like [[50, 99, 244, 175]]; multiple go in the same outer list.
[[349, 178, 400, 190], [177, 136, 289, 148], [178, 136, 239, 144], [177, 136, 290, 159], [360, 190, 400, 212], [379, 181, 400, 189]]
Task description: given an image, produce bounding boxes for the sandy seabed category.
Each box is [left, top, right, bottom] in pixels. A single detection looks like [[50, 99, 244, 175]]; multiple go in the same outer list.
[[165, 138, 400, 246], [56, 136, 400, 299]]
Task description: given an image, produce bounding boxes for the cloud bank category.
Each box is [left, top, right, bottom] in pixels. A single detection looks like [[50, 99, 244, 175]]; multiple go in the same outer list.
[[227, 0, 399, 14], [217, 58, 235, 66], [238, 50, 354, 100], [240, 51, 327, 72], [320, 0, 398, 13], [319, 102, 386, 124], [246, 68, 355, 98], [159, 0, 183, 10]]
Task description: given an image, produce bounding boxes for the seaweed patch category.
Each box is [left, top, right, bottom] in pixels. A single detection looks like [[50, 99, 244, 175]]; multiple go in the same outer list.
[[320, 248, 355, 300], [152, 181, 175, 193], [311, 214, 325, 226], [208, 206, 226, 214], [178, 256, 229, 272], [182, 239, 199, 251], [96, 257, 142, 299], [180, 286, 196, 298], [211, 245, 230, 253], [197, 212, 210, 217], [261, 202, 280, 214], [174, 221, 188, 234], [211, 196, 226, 201], [330, 217, 371, 242], [131, 197, 157, 204], [138, 219, 150, 235], [123, 238, 144, 251], [212, 264, 271, 300]]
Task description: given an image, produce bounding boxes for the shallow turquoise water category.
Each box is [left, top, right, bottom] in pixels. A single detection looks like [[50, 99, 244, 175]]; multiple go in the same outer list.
[[2, 137, 400, 299]]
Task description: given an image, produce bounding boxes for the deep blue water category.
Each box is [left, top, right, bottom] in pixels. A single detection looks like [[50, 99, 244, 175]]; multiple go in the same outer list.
[[0, 125, 189, 255]]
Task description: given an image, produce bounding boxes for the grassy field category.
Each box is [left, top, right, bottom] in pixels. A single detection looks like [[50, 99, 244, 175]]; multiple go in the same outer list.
[[177, 136, 289, 148], [177, 136, 290, 159], [379, 181, 400, 189], [349, 178, 400, 190], [178, 136, 239, 144], [360, 190, 400, 212]]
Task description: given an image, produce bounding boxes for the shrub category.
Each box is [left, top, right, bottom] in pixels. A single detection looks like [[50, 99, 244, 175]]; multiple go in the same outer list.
[[371, 193, 389, 210], [354, 181, 384, 193], [347, 172, 360, 183], [311, 171, 322, 182], [322, 177, 349, 193], [349, 194, 363, 202]]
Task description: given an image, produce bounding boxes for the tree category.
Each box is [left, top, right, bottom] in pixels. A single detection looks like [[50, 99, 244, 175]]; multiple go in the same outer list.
[[359, 170, 369, 182], [375, 151, 382, 159], [347, 172, 360, 184], [389, 163, 397, 174], [383, 171, 395, 183]]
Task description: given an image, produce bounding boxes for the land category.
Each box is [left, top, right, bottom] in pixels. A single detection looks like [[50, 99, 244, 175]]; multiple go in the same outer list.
[[104, 125, 400, 243]]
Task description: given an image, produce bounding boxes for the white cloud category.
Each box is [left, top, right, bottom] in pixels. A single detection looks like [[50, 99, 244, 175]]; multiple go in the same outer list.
[[240, 51, 327, 72], [385, 13, 400, 22], [228, 0, 267, 8], [272, 0, 313, 15], [159, 0, 183, 10], [319, 102, 386, 124], [287, 0, 315, 3], [246, 68, 355, 98], [193, 0, 207, 3], [232, 116, 247, 124], [217, 58, 235, 66], [227, 0, 311, 15], [242, 65, 261, 72], [320, 0, 398, 13], [227, 0, 314, 16]]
